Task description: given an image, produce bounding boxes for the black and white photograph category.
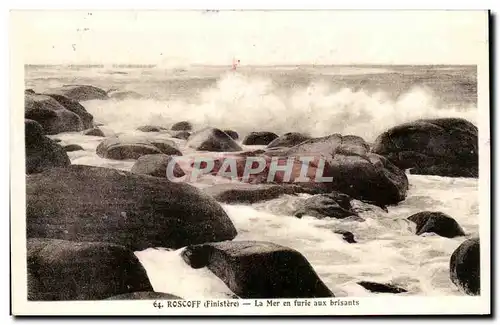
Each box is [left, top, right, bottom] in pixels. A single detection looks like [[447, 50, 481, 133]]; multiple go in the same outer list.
[[10, 9, 491, 316]]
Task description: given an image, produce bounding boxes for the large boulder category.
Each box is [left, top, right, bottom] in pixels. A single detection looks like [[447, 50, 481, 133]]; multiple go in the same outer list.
[[105, 292, 182, 300], [408, 211, 466, 238], [96, 136, 181, 160], [44, 93, 94, 129], [45, 84, 109, 101], [171, 121, 192, 131], [242, 131, 279, 146], [181, 241, 334, 298], [187, 128, 242, 152], [223, 130, 239, 140], [131, 154, 185, 178], [267, 132, 312, 148], [27, 238, 152, 301], [372, 118, 478, 177], [450, 237, 480, 295], [25, 93, 84, 134], [286, 134, 408, 205], [294, 192, 359, 219], [25, 119, 71, 174], [26, 165, 238, 250]]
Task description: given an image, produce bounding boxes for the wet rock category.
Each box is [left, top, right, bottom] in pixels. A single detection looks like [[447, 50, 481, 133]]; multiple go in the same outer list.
[[187, 127, 242, 152], [27, 238, 152, 301], [334, 230, 357, 243], [149, 139, 182, 156], [372, 118, 478, 178], [105, 292, 182, 300], [242, 131, 279, 145], [171, 121, 192, 131], [224, 130, 239, 140], [45, 84, 109, 101], [294, 192, 358, 219], [450, 237, 480, 295], [26, 165, 238, 250], [63, 144, 84, 152], [96, 136, 181, 160], [137, 125, 167, 133], [172, 131, 191, 140], [44, 93, 94, 129], [25, 119, 71, 174], [25, 93, 84, 134], [286, 134, 408, 206], [408, 211, 466, 238], [83, 127, 106, 137], [181, 241, 334, 298], [357, 281, 407, 294], [267, 132, 312, 148], [131, 154, 185, 178]]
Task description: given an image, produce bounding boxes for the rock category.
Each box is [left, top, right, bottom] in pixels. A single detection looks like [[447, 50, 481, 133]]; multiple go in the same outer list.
[[171, 121, 192, 131], [63, 144, 84, 152], [187, 127, 243, 152], [137, 125, 167, 132], [224, 130, 239, 140], [242, 131, 279, 145], [131, 154, 185, 178], [372, 118, 478, 178], [149, 139, 182, 156], [105, 292, 182, 300], [107, 89, 142, 100], [25, 89, 36, 94], [294, 192, 358, 219], [25, 119, 71, 174], [334, 230, 357, 243], [52, 138, 62, 143], [286, 134, 408, 206], [45, 84, 109, 101], [172, 131, 191, 140], [96, 137, 162, 160], [203, 183, 321, 204], [450, 237, 480, 295], [44, 93, 94, 129], [25, 93, 84, 134], [27, 238, 152, 301], [267, 132, 312, 148], [408, 211, 466, 238], [357, 281, 407, 294], [181, 241, 334, 298], [26, 165, 237, 249], [83, 127, 106, 137]]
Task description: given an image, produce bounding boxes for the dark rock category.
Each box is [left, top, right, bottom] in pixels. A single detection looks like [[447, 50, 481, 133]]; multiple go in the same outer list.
[[408, 211, 466, 238], [187, 127, 243, 152], [450, 237, 480, 295], [26, 165, 237, 249], [171, 121, 192, 131], [372, 118, 478, 178], [27, 238, 152, 301], [203, 183, 321, 204], [96, 137, 162, 160], [25, 93, 84, 135], [63, 144, 84, 152], [105, 292, 182, 300], [44, 93, 94, 129], [45, 84, 109, 101], [83, 127, 106, 137], [149, 139, 182, 156], [334, 230, 357, 243], [25, 119, 71, 174], [242, 131, 279, 145], [181, 241, 334, 298], [131, 154, 185, 178], [25, 89, 36, 94], [52, 138, 62, 143], [172, 131, 191, 140], [137, 125, 167, 133], [224, 130, 239, 140], [286, 134, 408, 206], [357, 281, 407, 294], [267, 132, 312, 148], [294, 192, 358, 219]]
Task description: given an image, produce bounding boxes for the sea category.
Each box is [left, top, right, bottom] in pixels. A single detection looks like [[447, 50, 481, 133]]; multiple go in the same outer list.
[[25, 64, 479, 298]]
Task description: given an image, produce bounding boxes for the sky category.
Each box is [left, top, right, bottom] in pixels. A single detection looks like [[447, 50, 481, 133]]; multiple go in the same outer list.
[[12, 10, 488, 65]]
